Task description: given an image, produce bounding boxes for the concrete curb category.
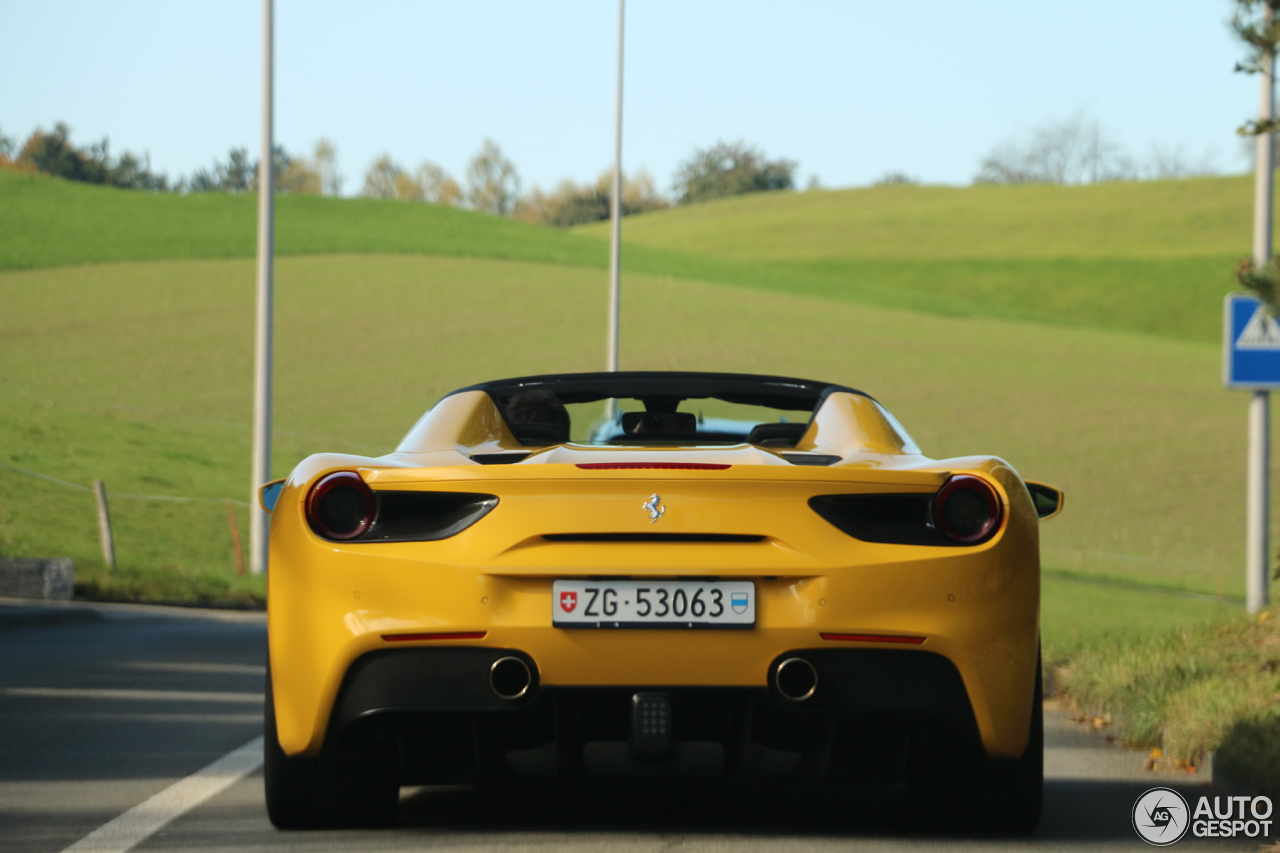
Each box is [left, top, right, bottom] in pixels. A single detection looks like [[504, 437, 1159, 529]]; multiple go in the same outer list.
[[0, 596, 266, 626]]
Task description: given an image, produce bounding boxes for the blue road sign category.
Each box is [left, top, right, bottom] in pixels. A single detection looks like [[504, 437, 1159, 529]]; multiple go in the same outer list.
[[1225, 294, 1280, 388]]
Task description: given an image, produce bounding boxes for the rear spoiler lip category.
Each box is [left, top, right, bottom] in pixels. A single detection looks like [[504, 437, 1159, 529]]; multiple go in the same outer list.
[[358, 464, 952, 489]]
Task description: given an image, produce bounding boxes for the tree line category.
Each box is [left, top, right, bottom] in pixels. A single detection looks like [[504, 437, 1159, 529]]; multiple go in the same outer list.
[[3, 112, 1239, 224], [0, 122, 799, 225]]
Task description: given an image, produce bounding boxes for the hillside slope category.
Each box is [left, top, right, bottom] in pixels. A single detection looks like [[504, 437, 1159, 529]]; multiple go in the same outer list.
[[577, 177, 1257, 344], [0, 170, 1255, 344], [576, 177, 1255, 261]]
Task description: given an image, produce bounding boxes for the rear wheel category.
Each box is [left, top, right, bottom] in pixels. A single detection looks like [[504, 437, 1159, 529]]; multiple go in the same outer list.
[[264, 667, 400, 829], [980, 654, 1043, 833], [908, 650, 1043, 834]]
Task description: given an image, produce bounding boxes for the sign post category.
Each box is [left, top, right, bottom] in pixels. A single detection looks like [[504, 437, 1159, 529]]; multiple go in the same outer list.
[[1225, 294, 1277, 614]]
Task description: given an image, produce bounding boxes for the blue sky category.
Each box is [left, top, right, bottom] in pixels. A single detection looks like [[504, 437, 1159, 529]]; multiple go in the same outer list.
[[0, 1, 1262, 194]]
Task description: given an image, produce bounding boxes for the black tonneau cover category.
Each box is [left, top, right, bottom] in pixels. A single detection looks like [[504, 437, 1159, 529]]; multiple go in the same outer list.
[[450, 371, 868, 412]]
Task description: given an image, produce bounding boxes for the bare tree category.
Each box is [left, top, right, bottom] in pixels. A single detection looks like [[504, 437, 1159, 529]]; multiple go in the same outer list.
[[1146, 143, 1217, 179], [313, 139, 343, 196], [362, 153, 405, 199], [415, 160, 463, 206], [974, 112, 1137, 185], [465, 139, 520, 215]]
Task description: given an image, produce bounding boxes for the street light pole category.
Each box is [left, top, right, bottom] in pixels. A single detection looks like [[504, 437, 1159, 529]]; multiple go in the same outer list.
[[249, 0, 275, 576], [606, 0, 625, 374], [1247, 13, 1275, 615]]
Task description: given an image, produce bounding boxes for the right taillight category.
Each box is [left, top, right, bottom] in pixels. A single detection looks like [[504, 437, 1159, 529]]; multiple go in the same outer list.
[[932, 475, 1002, 544]]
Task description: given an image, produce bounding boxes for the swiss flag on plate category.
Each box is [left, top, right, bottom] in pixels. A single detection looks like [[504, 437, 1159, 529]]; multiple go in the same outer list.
[[560, 591, 577, 613]]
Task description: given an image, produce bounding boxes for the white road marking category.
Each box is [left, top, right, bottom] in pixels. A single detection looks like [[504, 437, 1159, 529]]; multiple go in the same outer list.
[[121, 662, 266, 676], [2, 687, 263, 703], [49, 713, 263, 724], [60, 736, 263, 853]]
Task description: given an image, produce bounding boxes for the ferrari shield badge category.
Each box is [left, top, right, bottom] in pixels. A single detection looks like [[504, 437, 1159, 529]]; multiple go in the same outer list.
[[731, 592, 749, 614], [560, 591, 577, 613], [643, 494, 665, 523]]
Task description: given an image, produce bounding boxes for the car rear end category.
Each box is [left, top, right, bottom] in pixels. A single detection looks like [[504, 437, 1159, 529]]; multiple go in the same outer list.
[[266, 447, 1041, 789]]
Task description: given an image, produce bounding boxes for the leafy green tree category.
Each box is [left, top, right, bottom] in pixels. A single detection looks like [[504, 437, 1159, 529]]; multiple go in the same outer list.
[[17, 123, 86, 181], [1231, 1, 1280, 313], [14, 122, 168, 190], [671, 140, 795, 205], [516, 168, 668, 227], [188, 147, 254, 193], [465, 139, 520, 215], [1233, 0, 1280, 135]]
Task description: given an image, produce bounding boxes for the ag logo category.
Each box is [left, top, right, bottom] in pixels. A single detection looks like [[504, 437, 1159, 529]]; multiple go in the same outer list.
[[1133, 787, 1190, 846], [559, 591, 577, 613]]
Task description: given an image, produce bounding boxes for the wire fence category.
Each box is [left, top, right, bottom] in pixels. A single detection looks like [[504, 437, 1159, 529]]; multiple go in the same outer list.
[[1, 461, 252, 577]]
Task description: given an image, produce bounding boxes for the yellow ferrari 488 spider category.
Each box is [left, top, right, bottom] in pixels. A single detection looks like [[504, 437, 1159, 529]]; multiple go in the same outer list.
[[260, 372, 1062, 830]]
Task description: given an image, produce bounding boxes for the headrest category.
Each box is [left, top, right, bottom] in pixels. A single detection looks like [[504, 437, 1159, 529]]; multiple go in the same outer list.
[[746, 422, 808, 446], [508, 422, 569, 446]]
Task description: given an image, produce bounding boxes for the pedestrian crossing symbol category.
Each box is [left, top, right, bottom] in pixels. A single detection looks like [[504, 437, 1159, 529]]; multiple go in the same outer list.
[[1225, 294, 1280, 387], [1235, 304, 1280, 350]]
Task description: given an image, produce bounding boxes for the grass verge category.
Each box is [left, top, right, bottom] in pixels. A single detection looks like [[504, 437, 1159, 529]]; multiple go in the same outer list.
[[73, 561, 266, 607], [1053, 604, 1280, 799]]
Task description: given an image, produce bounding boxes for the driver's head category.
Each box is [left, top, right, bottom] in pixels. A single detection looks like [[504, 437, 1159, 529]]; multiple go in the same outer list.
[[503, 390, 570, 433]]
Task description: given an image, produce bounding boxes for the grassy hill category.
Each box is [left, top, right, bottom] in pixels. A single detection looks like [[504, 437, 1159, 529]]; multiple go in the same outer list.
[[0, 171, 1265, 631], [577, 177, 1257, 345], [2, 169, 1253, 343]]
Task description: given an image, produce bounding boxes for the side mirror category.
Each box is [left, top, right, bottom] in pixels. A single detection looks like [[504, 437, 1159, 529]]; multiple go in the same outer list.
[[1025, 481, 1064, 520], [259, 479, 286, 513]]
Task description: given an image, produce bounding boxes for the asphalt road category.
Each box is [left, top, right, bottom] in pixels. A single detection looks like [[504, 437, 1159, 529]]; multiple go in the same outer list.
[[0, 598, 1271, 853]]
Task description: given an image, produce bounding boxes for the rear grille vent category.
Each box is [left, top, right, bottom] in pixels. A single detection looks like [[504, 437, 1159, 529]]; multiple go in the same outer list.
[[542, 533, 764, 543], [782, 453, 841, 466], [809, 494, 959, 547], [361, 492, 498, 542], [471, 453, 531, 465]]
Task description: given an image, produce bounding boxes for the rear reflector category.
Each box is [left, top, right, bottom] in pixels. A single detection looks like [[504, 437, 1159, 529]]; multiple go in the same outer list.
[[382, 631, 487, 642], [821, 632, 926, 644], [576, 462, 732, 470]]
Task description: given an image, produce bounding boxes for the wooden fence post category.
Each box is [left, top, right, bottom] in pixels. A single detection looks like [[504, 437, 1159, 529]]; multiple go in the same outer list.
[[227, 500, 245, 577], [93, 479, 116, 570]]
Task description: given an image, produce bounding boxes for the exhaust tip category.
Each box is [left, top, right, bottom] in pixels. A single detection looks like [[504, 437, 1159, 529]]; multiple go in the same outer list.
[[775, 657, 817, 702], [490, 656, 533, 700]]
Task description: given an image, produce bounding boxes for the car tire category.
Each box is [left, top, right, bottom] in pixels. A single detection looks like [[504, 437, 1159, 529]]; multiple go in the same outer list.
[[264, 666, 400, 829], [907, 649, 1043, 835], [978, 651, 1043, 834]]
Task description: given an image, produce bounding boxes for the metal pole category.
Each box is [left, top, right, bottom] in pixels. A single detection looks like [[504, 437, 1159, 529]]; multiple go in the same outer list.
[[606, 0, 625, 373], [250, 0, 274, 576], [1248, 24, 1274, 615], [1248, 391, 1270, 613], [93, 479, 115, 571]]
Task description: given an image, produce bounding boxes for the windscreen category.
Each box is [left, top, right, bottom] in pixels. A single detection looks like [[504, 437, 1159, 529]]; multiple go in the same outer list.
[[561, 398, 813, 445]]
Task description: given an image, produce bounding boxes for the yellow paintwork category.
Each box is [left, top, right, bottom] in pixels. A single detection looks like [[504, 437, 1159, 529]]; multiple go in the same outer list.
[[268, 389, 1052, 763]]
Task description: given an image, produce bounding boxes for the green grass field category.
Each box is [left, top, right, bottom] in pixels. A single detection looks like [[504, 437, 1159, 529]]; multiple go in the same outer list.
[[2, 169, 1252, 343], [0, 171, 1267, 647]]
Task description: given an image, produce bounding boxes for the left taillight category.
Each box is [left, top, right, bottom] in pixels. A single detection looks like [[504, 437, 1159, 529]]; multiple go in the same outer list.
[[306, 471, 376, 540]]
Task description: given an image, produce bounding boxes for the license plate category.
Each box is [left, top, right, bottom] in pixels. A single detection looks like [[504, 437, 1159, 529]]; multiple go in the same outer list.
[[552, 580, 755, 628]]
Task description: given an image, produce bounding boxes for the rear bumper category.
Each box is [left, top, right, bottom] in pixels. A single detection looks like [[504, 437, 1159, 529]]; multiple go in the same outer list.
[[326, 646, 984, 785]]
